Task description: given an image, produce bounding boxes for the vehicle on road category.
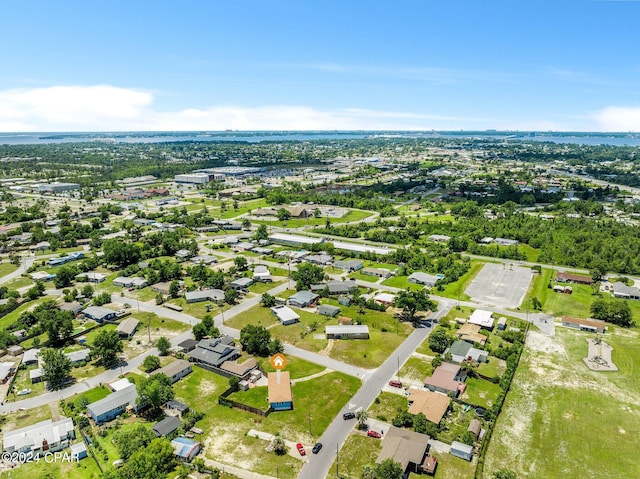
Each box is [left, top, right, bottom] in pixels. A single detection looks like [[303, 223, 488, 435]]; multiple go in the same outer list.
[[296, 443, 306, 456], [16, 388, 31, 396], [388, 380, 403, 388], [312, 442, 323, 454], [343, 412, 356, 420], [367, 430, 381, 438]]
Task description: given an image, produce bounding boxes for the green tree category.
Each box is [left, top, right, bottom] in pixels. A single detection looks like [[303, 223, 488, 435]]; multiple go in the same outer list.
[[156, 336, 171, 356], [42, 309, 74, 346], [54, 266, 76, 288], [81, 284, 94, 298], [272, 433, 286, 456], [40, 348, 72, 390], [292, 262, 325, 290], [118, 438, 175, 479], [169, 280, 180, 299], [277, 208, 291, 221], [261, 293, 276, 308], [356, 409, 368, 430], [413, 412, 429, 434], [460, 430, 476, 445], [225, 288, 239, 305], [114, 424, 156, 461], [428, 328, 452, 354], [143, 355, 161, 373], [234, 256, 248, 271], [93, 328, 123, 366], [361, 464, 377, 479], [240, 325, 272, 356], [394, 289, 437, 324], [376, 458, 403, 479], [254, 224, 269, 241], [136, 373, 174, 413], [103, 238, 141, 268], [92, 291, 112, 306]]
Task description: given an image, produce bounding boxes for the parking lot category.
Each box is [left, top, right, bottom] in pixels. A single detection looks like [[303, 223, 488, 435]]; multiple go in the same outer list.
[[465, 262, 534, 309]]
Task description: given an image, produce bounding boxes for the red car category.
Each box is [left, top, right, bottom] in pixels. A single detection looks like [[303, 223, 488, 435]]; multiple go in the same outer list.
[[296, 443, 306, 456], [367, 430, 382, 438], [388, 380, 403, 388]]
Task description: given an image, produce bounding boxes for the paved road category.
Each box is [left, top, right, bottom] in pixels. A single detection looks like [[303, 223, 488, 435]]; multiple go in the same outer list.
[[297, 299, 454, 479]]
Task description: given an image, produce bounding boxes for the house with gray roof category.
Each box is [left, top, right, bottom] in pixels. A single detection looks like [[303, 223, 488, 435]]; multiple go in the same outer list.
[[185, 289, 225, 303], [116, 317, 140, 338], [333, 259, 363, 272], [408, 272, 440, 288], [87, 385, 138, 424], [447, 341, 488, 364], [152, 416, 181, 437], [317, 304, 341, 317], [229, 277, 254, 291], [612, 282, 640, 299], [288, 290, 319, 308], [82, 306, 117, 323], [155, 360, 192, 384], [2, 418, 75, 454], [65, 348, 90, 365], [305, 254, 333, 266], [271, 305, 300, 325], [188, 336, 239, 368], [311, 280, 357, 295]]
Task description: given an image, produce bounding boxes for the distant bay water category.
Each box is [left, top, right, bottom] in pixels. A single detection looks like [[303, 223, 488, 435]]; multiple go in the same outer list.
[[1, 131, 640, 147]]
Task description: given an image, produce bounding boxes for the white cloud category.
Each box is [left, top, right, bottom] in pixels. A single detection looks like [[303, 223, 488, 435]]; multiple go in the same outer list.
[[0, 84, 488, 131], [592, 106, 640, 132]]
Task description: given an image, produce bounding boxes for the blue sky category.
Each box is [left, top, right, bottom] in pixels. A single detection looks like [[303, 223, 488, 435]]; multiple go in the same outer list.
[[1, 0, 639, 131]]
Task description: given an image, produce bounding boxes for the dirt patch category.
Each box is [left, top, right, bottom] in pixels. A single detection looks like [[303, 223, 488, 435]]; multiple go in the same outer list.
[[583, 339, 618, 371], [319, 339, 334, 356]]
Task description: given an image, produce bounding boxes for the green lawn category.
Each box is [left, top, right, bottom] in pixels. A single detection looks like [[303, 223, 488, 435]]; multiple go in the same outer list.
[[483, 327, 640, 478], [0, 297, 49, 330], [173, 365, 360, 477], [368, 392, 408, 423], [460, 377, 503, 409], [438, 260, 484, 301], [476, 357, 507, 379], [0, 261, 18, 277], [326, 434, 382, 479], [227, 386, 269, 410], [540, 280, 596, 318], [10, 365, 47, 398], [427, 451, 476, 479], [381, 275, 424, 291], [248, 279, 285, 294], [258, 355, 325, 379], [400, 356, 434, 383], [0, 451, 103, 479], [3, 275, 34, 289]]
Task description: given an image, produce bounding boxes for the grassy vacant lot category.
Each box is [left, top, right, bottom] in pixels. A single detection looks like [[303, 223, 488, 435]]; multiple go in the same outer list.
[[460, 377, 503, 410], [2, 403, 52, 432], [326, 434, 382, 479], [381, 275, 424, 291], [400, 356, 434, 383], [173, 365, 359, 477], [483, 327, 640, 479], [0, 297, 49, 330], [0, 261, 18, 277], [227, 302, 412, 369], [368, 391, 408, 423]]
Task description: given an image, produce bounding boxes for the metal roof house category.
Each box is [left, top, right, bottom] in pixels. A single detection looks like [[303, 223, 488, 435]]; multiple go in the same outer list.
[[229, 277, 254, 291], [271, 305, 300, 325], [325, 325, 370, 339], [2, 417, 75, 454], [253, 265, 272, 282], [171, 437, 201, 462], [87, 384, 138, 424], [468, 309, 495, 330], [408, 272, 440, 288], [334, 259, 364, 272], [65, 348, 90, 365]]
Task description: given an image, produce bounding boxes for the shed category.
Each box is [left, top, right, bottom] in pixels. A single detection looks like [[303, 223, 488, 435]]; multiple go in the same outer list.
[[171, 437, 201, 462], [467, 419, 482, 439], [450, 441, 473, 461], [497, 317, 507, 331], [70, 442, 88, 460]]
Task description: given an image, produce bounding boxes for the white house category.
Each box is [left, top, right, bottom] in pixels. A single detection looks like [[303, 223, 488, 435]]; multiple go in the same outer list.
[[468, 309, 494, 329]]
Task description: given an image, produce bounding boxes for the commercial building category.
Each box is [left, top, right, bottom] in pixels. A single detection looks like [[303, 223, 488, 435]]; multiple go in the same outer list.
[[37, 182, 80, 193]]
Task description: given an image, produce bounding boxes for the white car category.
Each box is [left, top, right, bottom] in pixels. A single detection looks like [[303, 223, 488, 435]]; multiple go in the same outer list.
[[16, 388, 32, 396]]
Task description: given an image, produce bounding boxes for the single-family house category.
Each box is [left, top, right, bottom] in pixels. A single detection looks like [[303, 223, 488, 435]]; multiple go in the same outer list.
[[219, 357, 258, 378], [7, 345, 24, 356], [155, 360, 192, 384], [175, 249, 193, 260], [408, 272, 440, 288], [561, 316, 606, 333], [58, 302, 83, 315], [271, 305, 300, 325], [177, 339, 198, 353], [456, 323, 488, 345], [185, 289, 225, 303], [253, 265, 272, 282], [376, 426, 431, 476], [131, 277, 148, 289], [82, 306, 117, 323], [424, 363, 467, 398], [152, 416, 181, 438], [116, 317, 139, 338], [2, 418, 75, 454], [29, 368, 43, 384], [373, 292, 396, 306], [407, 388, 451, 424], [30, 271, 56, 282], [87, 384, 138, 424], [268, 371, 293, 411], [428, 234, 451, 243], [612, 282, 640, 299], [468, 309, 495, 330], [556, 272, 593, 285], [288, 291, 319, 308], [65, 348, 90, 365], [190, 255, 217, 265], [229, 277, 254, 291], [171, 437, 201, 462], [334, 259, 363, 272], [188, 336, 239, 368], [325, 325, 370, 339], [22, 348, 40, 365], [311, 280, 357, 295], [450, 441, 473, 461], [361, 267, 393, 279], [494, 238, 518, 247], [0, 362, 13, 383], [447, 341, 488, 364], [305, 254, 333, 266], [317, 304, 341, 317], [83, 272, 106, 283], [114, 277, 136, 288]]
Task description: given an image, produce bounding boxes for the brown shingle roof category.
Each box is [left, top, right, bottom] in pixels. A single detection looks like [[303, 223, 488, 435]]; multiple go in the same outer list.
[[407, 389, 451, 424]]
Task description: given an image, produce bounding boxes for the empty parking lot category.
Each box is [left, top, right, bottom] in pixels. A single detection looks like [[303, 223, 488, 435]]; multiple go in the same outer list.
[[465, 262, 534, 309]]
